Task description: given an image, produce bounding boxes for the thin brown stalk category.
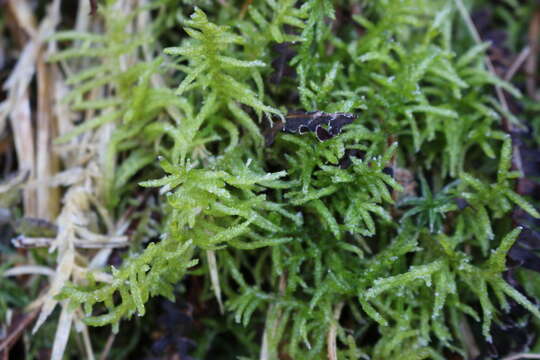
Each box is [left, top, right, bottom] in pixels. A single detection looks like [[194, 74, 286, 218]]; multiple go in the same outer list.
[[99, 334, 116, 360], [505, 46, 531, 82], [36, 51, 60, 220], [327, 302, 344, 360]]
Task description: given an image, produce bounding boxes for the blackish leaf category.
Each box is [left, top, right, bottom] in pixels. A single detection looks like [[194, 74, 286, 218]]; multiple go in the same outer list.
[[328, 113, 356, 136], [264, 111, 357, 146], [315, 126, 331, 141], [283, 111, 356, 134], [382, 167, 394, 178], [338, 149, 365, 169]]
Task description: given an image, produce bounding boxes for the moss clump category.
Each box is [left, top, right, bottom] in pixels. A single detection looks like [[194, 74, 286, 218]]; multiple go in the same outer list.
[[8, 0, 540, 359]]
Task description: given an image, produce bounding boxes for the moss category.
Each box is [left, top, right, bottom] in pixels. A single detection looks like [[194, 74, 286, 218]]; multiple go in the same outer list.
[[39, 0, 540, 358]]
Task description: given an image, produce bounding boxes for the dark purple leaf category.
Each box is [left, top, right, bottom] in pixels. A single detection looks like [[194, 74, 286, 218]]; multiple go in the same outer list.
[[315, 126, 332, 141], [264, 111, 357, 146]]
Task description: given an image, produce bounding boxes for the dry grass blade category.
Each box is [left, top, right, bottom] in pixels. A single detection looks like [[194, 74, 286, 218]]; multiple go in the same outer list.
[[36, 51, 60, 220], [32, 234, 75, 334], [11, 235, 128, 249], [1, 0, 61, 218], [3, 265, 55, 277], [50, 304, 74, 360]]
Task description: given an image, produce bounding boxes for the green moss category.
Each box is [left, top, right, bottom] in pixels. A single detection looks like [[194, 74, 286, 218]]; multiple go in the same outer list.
[[48, 0, 540, 358]]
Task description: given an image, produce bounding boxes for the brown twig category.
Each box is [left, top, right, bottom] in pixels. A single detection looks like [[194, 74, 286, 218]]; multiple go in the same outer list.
[[99, 333, 116, 360], [505, 46, 531, 82]]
